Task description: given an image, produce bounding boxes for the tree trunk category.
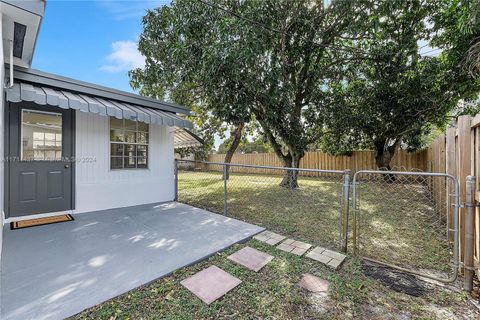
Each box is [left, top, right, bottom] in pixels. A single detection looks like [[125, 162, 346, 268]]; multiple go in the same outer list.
[[254, 118, 303, 189], [374, 139, 399, 182], [223, 123, 244, 180], [279, 152, 302, 189], [374, 148, 394, 171]]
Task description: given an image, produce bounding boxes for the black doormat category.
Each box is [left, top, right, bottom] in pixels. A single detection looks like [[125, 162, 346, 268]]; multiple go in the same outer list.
[[10, 214, 74, 230]]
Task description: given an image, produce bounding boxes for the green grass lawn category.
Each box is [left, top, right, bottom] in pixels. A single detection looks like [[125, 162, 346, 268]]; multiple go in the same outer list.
[[178, 170, 344, 249], [71, 240, 475, 320], [178, 170, 452, 274]]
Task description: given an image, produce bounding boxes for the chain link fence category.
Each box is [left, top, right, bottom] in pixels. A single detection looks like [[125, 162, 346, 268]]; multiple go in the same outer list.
[[352, 170, 459, 282], [176, 159, 349, 251], [175, 160, 460, 282]]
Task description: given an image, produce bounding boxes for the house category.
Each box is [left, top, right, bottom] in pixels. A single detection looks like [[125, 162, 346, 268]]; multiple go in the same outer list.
[[0, 2, 263, 319], [0, 1, 198, 250]]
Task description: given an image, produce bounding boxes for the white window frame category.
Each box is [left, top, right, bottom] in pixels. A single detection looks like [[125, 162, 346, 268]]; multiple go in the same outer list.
[[109, 118, 149, 170]]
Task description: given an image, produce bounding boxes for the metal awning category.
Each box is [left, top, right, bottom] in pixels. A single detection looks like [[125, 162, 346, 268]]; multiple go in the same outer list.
[[6, 82, 193, 129], [174, 128, 204, 148]]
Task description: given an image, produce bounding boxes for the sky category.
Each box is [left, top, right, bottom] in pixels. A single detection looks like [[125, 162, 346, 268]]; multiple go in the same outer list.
[[32, 0, 171, 93]]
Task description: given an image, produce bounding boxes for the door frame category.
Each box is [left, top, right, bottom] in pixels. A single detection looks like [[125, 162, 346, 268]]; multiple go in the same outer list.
[[4, 100, 76, 218]]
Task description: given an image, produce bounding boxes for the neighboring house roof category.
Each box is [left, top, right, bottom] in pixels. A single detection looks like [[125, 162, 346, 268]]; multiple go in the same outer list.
[[5, 66, 193, 129], [174, 128, 204, 148]]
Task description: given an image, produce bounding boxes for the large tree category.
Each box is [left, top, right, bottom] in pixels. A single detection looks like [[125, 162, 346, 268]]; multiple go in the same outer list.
[[130, 0, 370, 188], [129, 0, 251, 173], [319, 0, 480, 170]]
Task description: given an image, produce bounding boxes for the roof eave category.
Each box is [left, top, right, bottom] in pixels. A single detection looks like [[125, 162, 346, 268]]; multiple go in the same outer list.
[[6, 65, 191, 115]]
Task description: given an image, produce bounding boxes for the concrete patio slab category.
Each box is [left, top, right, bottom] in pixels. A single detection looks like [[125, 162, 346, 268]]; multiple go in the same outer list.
[[181, 265, 241, 304], [227, 246, 274, 272], [1, 202, 263, 320]]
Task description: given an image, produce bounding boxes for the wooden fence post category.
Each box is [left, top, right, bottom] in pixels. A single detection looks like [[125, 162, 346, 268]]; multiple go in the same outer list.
[[458, 115, 472, 261]]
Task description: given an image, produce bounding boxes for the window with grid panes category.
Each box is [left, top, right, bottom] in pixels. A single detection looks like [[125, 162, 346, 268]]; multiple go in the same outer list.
[[110, 118, 149, 169]]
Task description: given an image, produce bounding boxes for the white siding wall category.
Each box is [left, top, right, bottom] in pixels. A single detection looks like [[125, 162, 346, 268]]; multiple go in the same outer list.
[[0, 9, 4, 267], [75, 111, 175, 213]]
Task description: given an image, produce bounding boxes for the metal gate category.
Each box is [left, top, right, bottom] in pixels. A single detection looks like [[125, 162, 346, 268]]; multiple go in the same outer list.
[[352, 170, 460, 282]]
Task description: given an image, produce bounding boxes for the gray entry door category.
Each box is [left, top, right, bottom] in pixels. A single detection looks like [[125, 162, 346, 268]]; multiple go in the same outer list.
[[7, 102, 74, 217]]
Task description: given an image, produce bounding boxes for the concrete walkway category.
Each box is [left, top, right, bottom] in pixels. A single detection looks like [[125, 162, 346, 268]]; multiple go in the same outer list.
[[1, 202, 263, 320]]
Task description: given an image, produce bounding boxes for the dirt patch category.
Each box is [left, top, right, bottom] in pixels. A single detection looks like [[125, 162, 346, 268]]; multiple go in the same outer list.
[[362, 262, 431, 297], [472, 274, 480, 301]]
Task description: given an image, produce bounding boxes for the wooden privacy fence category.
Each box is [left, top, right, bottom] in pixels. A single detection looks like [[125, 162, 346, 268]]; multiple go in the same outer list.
[[427, 115, 480, 277], [207, 150, 428, 175]]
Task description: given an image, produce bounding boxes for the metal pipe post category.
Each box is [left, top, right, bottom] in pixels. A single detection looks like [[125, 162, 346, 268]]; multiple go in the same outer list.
[[223, 164, 228, 216], [341, 169, 351, 253], [174, 159, 178, 201], [352, 174, 358, 254]]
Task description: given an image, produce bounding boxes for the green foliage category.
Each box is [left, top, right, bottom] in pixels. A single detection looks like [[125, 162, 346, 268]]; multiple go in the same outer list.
[[317, 0, 480, 166], [130, 0, 252, 126], [130, 0, 479, 170], [130, 0, 372, 171]]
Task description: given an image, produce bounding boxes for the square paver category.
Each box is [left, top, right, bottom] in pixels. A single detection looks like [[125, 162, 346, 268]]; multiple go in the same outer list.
[[227, 246, 274, 272], [305, 246, 346, 270], [180, 266, 241, 304], [306, 250, 332, 265], [305, 247, 327, 260], [298, 273, 330, 296], [276, 238, 312, 256], [253, 230, 286, 245], [265, 238, 280, 245], [292, 240, 312, 250], [323, 249, 346, 261], [277, 242, 295, 252], [327, 258, 344, 270]]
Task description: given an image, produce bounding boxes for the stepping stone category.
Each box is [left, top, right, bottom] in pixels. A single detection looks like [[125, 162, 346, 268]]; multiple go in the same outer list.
[[227, 246, 274, 272], [305, 246, 346, 270], [276, 238, 312, 256], [298, 273, 330, 296], [253, 230, 286, 245], [180, 265, 241, 305]]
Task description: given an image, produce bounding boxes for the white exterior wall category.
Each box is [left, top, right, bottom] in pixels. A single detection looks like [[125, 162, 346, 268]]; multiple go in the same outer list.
[[74, 111, 175, 213], [0, 8, 4, 264]]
